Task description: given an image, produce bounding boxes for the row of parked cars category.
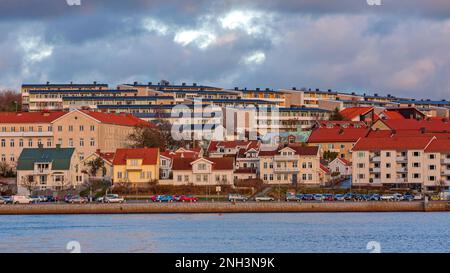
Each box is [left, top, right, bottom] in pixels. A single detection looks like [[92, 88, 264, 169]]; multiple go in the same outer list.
[[150, 195, 199, 202], [285, 192, 424, 202], [0, 194, 126, 204]]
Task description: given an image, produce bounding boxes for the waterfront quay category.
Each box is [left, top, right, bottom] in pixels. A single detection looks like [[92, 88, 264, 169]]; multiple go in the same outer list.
[[0, 201, 449, 215]]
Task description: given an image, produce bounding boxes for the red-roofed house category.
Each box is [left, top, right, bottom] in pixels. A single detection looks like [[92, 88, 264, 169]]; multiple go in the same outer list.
[[112, 148, 160, 185], [328, 157, 352, 176], [171, 157, 234, 185], [352, 135, 450, 190], [159, 148, 202, 179], [340, 107, 375, 122], [371, 118, 450, 132], [259, 145, 321, 185], [77, 149, 115, 183], [307, 127, 369, 159], [207, 140, 260, 157]]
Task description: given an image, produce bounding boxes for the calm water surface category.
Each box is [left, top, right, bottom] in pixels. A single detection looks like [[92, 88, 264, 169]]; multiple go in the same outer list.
[[0, 212, 449, 253]]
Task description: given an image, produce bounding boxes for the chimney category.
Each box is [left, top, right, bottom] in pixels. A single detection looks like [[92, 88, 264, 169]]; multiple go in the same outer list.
[[292, 87, 296, 90], [234, 87, 239, 91], [316, 88, 320, 92], [265, 88, 270, 91], [148, 82, 152, 85], [374, 93, 378, 97], [134, 81, 138, 86], [193, 83, 197, 86], [93, 81, 97, 85], [256, 88, 260, 91], [182, 82, 186, 86], [46, 81, 50, 85], [328, 89, 332, 92]]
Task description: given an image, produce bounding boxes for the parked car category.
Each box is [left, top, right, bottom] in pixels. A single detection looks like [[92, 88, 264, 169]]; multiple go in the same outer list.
[[343, 193, 354, 201], [175, 195, 198, 202], [285, 193, 300, 202], [30, 196, 45, 203], [67, 196, 87, 204], [380, 194, 395, 201], [430, 195, 441, 201], [369, 194, 380, 201], [393, 193, 404, 201], [103, 194, 125, 203], [255, 196, 275, 202], [403, 193, 414, 201], [413, 194, 424, 200], [302, 194, 314, 201], [152, 195, 174, 202], [1, 196, 13, 204], [0, 197, 6, 204], [334, 194, 345, 201], [228, 194, 248, 202], [323, 194, 334, 201], [12, 195, 33, 204]]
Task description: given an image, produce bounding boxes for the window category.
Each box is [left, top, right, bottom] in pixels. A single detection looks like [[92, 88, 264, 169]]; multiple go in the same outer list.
[[79, 153, 84, 161], [386, 152, 391, 157], [117, 172, 123, 179], [58, 138, 62, 145], [198, 163, 207, 170], [90, 138, 95, 147], [302, 174, 307, 180], [140, 172, 145, 179], [386, 174, 391, 179], [429, 176, 436, 181], [9, 139, 14, 147], [308, 174, 313, 180], [184, 175, 189, 182], [358, 174, 365, 179], [203, 175, 208, 182], [90, 125, 95, 131], [28, 139, 33, 147], [38, 126, 42, 132], [79, 125, 84, 132], [413, 162, 420, 168], [429, 154, 436, 160], [413, 173, 420, 179], [269, 174, 273, 181], [263, 162, 268, 169], [69, 138, 73, 147], [429, 165, 436, 170], [47, 139, 52, 147], [69, 125, 73, 132], [79, 138, 84, 147], [1, 154, 5, 162], [357, 163, 365, 168], [177, 175, 182, 182], [413, 151, 420, 157], [196, 175, 201, 182], [19, 139, 23, 147], [58, 126, 63, 132], [358, 152, 365, 157], [386, 163, 391, 168], [1, 139, 5, 147]]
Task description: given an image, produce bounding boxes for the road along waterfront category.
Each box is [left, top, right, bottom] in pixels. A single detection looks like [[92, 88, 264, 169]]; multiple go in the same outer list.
[[0, 201, 449, 215]]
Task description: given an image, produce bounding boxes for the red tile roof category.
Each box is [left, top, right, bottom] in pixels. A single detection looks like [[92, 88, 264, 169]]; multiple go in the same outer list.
[[207, 140, 259, 153], [308, 128, 369, 143], [353, 136, 435, 151], [381, 111, 405, 120], [80, 110, 153, 127], [337, 157, 351, 166], [287, 145, 319, 156], [172, 157, 234, 171], [320, 164, 330, 174], [113, 148, 159, 165], [374, 119, 450, 132], [95, 151, 115, 164], [317, 120, 367, 128], [160, 149, 200, 159], [366, 129, 450, 139], [0, 111, 66, 123], [340, 107, 373, 120], [425, 138, 450, 153]]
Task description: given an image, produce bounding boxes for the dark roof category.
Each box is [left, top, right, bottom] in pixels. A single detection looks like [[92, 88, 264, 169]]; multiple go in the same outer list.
[[29, 89, 137, 94], [17, 148, 75, 170], [22, 83, 108, 87], [62, 96, 173, 100]]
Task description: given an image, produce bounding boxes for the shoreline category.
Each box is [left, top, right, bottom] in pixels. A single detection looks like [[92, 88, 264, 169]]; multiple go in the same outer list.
[[0, 201, 449, 215]]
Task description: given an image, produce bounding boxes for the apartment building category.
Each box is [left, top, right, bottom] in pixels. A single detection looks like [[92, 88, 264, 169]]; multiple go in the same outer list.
[[258, 145, 321, 186], [62, 95, 175, 110], [112, 148, 160, 186], [307, 127, 368, 159], [21, 82, 108, 111], [16, 147, 77, 193], [352, 136, 450, 191], [0, 110, 150, 170]]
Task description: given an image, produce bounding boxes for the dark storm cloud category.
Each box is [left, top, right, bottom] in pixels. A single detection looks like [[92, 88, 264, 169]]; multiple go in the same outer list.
[[0, 0, 449, 99]]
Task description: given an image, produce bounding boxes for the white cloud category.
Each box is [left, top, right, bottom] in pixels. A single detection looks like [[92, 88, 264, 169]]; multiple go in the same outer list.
[[19, 36, 53, 63], [142, 17, 170, 36], [242, 51, 266, 65], [174, 30, 216, 49], [219, 10, 273, 36]]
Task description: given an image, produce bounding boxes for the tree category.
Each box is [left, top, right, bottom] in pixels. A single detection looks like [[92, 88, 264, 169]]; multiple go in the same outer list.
[[85, 157, 106, 177], [0, 90, 21, 112], [128, 124, 167, 149], [329, 107, 346, 121], [323, 151, 339, 161], [19, 175, 38, 195], [0, 161, 13, 177]]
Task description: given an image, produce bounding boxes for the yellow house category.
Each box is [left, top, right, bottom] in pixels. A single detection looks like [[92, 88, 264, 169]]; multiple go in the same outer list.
[[112, 148, 160, 186]]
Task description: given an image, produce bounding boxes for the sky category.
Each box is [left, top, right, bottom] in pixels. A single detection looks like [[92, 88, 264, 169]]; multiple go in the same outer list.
[[0, 0, 449, 100]]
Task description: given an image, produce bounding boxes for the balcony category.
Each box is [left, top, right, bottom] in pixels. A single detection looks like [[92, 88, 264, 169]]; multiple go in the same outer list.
[[396, 167, 407, 173], [441, 158, 450, 164], [370, 179, 381, 184], [441, 169, 450, 175], [396, 178, 407, 183], [273, 167, 299, 173], [126, 165, 142, 170], [370, 156, 381, 162], [33, 168, 50, 175], [274, 155, 298, 161], [396, 156, 407, 162], [369, 167, 380, 173]]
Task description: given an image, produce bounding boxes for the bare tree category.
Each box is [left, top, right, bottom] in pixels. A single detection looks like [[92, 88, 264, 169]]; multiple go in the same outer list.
[[19, 176, 38, 195], [0, 161, 11, 177], [0, 90, 21, 112]]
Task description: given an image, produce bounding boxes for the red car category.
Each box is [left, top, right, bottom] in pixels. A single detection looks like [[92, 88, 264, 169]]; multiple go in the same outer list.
[[175, 195, 198, 202]]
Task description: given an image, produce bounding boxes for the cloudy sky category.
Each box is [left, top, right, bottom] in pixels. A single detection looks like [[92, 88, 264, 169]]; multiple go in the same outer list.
[[0, 0, 449, 99]]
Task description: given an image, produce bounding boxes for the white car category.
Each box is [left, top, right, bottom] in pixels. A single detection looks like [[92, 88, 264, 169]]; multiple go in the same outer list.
[[414, 194, 424, 200], [380, 194, 395, 201], [255, 196, 275, 202], [104, 194, 125, 203], [12, 195, 33, 204]]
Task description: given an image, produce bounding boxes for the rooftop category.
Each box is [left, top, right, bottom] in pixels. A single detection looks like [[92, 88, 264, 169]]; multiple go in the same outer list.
[[113, 148, 159, 165]]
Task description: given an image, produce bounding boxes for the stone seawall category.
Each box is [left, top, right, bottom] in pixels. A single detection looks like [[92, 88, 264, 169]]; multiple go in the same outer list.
[[0, 201, 448, 215]]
